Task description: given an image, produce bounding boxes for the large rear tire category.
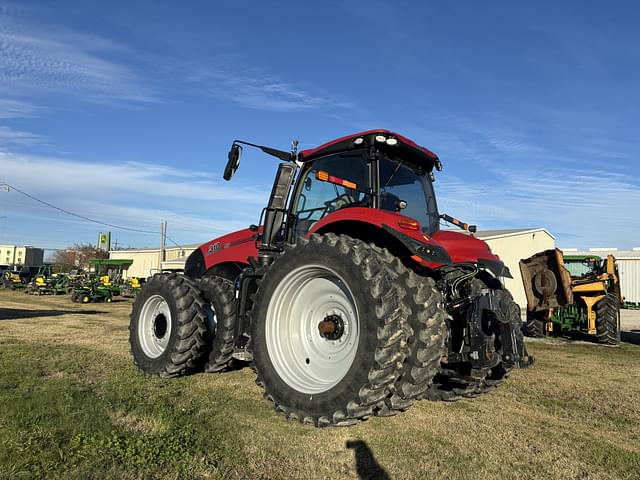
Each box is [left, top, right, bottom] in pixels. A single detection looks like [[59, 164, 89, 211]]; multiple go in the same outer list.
[[596, 293, 621, 345], [250, 234, 408, 427], [130, 273, 208, 378], [199, 275, 238, 372]]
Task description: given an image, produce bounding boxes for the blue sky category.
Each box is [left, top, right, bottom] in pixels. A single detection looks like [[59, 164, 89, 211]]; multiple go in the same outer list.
[[0, 0, 638, 252]]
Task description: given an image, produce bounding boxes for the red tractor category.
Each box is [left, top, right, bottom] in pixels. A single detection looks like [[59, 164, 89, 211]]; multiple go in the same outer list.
[[130, 129, 532, 427]]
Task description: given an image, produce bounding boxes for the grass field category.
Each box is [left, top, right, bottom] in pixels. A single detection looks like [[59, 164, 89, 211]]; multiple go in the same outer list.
[[1, 289, 639, 480]]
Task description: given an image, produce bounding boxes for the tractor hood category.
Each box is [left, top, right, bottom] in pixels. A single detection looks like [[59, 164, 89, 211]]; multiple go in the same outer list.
[[430, 230, 512, 278], [184, 227, 260, 278]]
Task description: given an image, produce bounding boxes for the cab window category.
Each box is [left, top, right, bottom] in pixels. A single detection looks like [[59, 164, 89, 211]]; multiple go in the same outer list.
[[290, 151, 370, 239]]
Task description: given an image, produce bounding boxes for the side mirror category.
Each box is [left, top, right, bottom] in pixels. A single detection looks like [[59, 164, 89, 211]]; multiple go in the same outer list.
[[223, 144, 242, 181]]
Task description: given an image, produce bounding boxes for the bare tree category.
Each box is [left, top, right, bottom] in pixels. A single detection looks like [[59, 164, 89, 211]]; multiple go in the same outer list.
[[51, 243, 108, 271]]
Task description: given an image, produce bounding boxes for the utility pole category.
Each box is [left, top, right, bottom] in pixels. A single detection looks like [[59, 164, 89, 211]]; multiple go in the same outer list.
[[159, 220, 167, 271]]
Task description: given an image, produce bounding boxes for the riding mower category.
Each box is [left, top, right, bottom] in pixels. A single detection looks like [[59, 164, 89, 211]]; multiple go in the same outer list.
[[71, 281, 113, 304], [1, 270, 28, 290]]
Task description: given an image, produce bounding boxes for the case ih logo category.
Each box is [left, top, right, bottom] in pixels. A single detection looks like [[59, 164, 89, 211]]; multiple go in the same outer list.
[[207, 242, 221, 255]]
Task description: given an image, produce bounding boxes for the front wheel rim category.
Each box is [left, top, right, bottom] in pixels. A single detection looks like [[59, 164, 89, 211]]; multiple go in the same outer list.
[[265, 264, 360, 395], [138, 294, 173, 358]]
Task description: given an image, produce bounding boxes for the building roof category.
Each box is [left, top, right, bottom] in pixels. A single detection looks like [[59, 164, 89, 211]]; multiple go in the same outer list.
[[109, 244, 199, 254], [473, 228, 555, 240], [561, 249, 640, 260]]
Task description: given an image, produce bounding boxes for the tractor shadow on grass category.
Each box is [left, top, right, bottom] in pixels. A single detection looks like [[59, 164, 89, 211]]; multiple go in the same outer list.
[[346, 440, 390, 480], [0, 308, 105, 320]]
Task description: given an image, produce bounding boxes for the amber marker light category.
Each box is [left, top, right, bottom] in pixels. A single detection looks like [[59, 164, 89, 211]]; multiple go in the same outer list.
[[397, 218, 419, 231], [316, 170, 329, 181]]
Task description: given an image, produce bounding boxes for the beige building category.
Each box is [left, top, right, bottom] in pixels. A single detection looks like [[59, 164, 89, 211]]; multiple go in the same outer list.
[[109, 245, 197, 278], [476, 228, 556, 311], [0, 244, 44, 268]]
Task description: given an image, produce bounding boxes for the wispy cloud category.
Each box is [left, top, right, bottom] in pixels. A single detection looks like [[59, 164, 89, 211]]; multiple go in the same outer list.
[[427, 122, 640, 249], [0, 126, 47, 146], [0, 7, 159, 104], [0, 98, 37, 118], [189, 61, 352, 112]]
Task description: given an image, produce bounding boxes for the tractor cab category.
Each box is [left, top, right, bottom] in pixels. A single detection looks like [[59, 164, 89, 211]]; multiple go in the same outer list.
[[219, 129, 487, 271], [287, 135, 440, 241]]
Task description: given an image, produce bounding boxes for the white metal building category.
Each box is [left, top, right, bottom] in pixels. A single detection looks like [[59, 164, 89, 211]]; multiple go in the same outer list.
[[561, 247, 640, 305], [109, 245, 197, 278], [475, 229, 556, 309]]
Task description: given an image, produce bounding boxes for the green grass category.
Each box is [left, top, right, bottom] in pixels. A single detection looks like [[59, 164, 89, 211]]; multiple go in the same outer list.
[[0, 341, 246, 479], [1, 291, 640, 479]]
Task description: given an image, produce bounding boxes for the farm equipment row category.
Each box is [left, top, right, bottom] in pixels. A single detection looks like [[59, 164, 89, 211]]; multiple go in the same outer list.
[[1, 265, 144, 303]]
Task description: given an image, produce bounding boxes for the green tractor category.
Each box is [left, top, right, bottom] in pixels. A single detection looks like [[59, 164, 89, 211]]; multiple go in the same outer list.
[[71, 282, 114, 304], [520, 249, 622, 344]]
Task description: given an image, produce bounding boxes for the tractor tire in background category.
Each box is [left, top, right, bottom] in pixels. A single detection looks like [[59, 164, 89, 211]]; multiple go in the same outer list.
[[596, 293, 621, 345], [250, 233, 409, 427], [370, 246, 447, 414], [80, 293, 91, 304], [198, 275, 238, 373], [129, 273, 208, 378], [523, 311, 545, 338]]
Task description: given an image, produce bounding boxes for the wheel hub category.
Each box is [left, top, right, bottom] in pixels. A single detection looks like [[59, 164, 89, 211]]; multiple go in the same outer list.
[[318, 314, 345, 340], [153, 314, 168, 339]]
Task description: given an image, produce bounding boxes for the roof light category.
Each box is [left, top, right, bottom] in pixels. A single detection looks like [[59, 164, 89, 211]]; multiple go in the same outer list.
[[375, 135, 387, 143], [386, 138, 398, 146], [354, 137, 364, 145], [316, 170, 329, 182]]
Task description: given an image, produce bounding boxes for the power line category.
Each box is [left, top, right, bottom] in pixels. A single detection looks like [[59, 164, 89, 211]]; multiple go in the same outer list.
[[0, 181, 184, 248]]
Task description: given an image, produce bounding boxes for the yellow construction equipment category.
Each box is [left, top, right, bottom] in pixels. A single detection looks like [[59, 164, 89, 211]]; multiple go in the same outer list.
[[520, 249, 622, 344]]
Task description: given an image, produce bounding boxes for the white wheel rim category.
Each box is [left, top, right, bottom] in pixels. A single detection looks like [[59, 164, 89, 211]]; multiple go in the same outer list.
[[138, 294, 172, 358], [265, 264, 360, 394]]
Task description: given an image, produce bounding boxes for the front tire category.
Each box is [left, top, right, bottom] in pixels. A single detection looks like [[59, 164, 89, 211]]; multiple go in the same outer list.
[[596, 293, 620, 345], [250, 234, 408, 427], [129, 273, 208, 378]]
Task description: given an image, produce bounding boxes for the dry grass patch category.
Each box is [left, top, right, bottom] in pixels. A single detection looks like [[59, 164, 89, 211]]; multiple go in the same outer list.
[[1, 289, 640, 479]]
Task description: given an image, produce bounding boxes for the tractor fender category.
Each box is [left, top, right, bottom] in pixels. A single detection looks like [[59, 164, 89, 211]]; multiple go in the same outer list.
[[308, 208, 452, 268], [431, 230, 511, 278]]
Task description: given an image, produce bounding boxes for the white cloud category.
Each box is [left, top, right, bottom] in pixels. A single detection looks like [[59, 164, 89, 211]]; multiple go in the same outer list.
[[0, 98, 37, 118], [0, 152, 270, 247], [0, 126, 47, 146], [0, 9, 158, 104], [436, 162, 640, 249], [189, 62, 352, 112]]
